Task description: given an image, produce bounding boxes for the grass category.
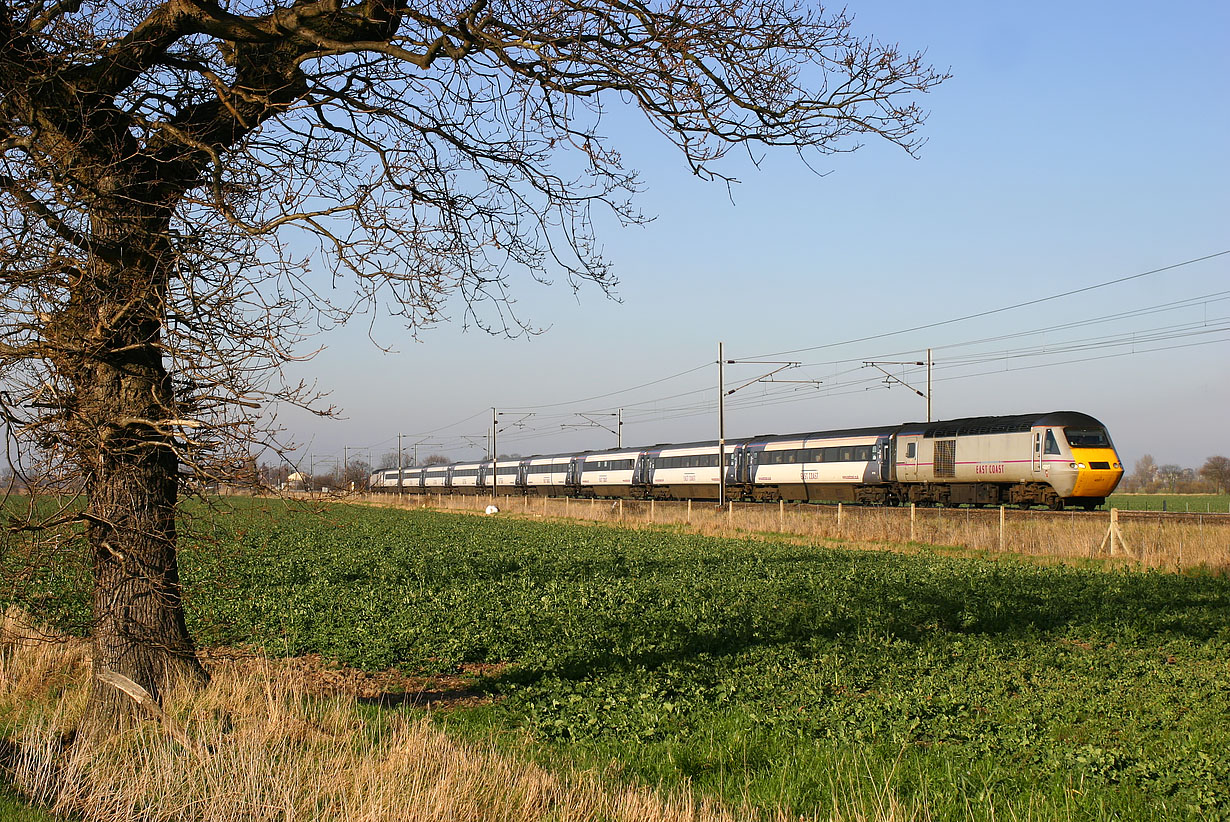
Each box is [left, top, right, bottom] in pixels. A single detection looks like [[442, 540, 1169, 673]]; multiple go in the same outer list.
[[4, 499, 1229, 820], [369, 491, 1230, 571], [1106, 493, 1230, 513], [0, 783, 64, 821], [0, 610, 906, 822], [193, 503, 1230, 819]]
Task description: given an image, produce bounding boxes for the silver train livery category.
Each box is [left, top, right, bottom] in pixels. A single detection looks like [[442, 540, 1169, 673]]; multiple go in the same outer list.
[[370, 412, 1124, 510]]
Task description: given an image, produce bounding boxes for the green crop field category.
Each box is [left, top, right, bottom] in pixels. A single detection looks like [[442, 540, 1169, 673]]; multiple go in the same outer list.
[[1106, 493, 1230, 513], [8, 499, 1230, 820]]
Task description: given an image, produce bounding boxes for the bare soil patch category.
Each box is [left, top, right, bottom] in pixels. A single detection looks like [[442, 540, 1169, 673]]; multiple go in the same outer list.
[[198, 647, 504, 710]]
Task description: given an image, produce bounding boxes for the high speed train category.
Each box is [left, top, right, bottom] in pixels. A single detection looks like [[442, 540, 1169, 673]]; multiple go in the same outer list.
[[370, 412, 1124, 509]]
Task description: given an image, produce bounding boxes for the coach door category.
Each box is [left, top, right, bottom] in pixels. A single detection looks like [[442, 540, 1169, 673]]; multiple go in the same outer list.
[[725, 446, 741, 486], [743, 447, 759, 484], [897, 434, 920, 481], [1032, 429, 1043, 473], [633, 452, 655, 486]]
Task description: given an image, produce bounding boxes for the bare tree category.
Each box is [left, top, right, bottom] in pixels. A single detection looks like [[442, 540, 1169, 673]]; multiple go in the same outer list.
[[0, 0, 945, 732], [1157, 464, 1183, 493], [338, 459, 373, 490], [422, 454, 452, 466], [1127, 454, 1159, 492], [259, 462, 292, 488], [1200, 456, 1230, 494]]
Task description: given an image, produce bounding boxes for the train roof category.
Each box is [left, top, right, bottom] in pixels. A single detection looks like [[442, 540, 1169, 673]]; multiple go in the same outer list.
[[404, 412, 1111, 467], [741, 425, 898, 443], [896, 411, 1109, 438]]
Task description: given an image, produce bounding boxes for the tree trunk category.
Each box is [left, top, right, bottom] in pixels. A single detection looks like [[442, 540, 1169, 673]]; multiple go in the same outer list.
[[82, 426, 207, 733], [71, 202, 208, 734]]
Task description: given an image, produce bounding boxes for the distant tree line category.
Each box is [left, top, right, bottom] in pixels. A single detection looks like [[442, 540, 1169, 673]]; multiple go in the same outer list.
[[256, 460, 372, 492], [1120, 455, 1230, 494]]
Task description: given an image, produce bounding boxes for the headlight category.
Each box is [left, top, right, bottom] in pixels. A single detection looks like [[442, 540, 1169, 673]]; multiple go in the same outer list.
[[1113, 463, 1121, 469], [1069, 462, 1087, 470]]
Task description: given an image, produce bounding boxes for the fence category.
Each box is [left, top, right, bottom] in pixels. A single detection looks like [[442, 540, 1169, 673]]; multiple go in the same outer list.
[[358, 493, 1230, 572]]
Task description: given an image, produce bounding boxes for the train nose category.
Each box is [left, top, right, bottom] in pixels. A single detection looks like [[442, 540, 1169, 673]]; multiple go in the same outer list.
[[1069, 448, 1124, 498]]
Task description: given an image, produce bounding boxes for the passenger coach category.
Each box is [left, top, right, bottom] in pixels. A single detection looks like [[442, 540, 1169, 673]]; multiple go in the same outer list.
[[368, 411, 1123, 509]]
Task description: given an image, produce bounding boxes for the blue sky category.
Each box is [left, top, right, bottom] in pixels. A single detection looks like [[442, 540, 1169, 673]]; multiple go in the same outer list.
[[278, 0, 1229, 473]]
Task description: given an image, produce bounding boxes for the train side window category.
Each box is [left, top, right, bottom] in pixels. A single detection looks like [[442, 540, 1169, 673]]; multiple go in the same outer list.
[[1044, 429, 1061, 455], [906, 442, 916, 459]]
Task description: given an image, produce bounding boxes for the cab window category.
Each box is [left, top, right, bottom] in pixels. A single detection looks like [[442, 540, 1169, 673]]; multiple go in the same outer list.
[[1044, 429, 1061, 455], [1066, 428, 1109, 448], [905, 442, 916, 459]]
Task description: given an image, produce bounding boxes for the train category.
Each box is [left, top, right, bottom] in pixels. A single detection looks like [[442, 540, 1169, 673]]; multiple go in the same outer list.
[[369, 411, 1124, 510]]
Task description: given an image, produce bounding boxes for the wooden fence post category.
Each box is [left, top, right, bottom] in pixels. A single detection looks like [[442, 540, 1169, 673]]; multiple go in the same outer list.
[[687, 499, 692, 524], [1096, 508, 1132, 558], [837, 502, 843, 534], [650, 498, 655, 523], [910, 503, 916, 542], [779, 499, 784, 532], [999, 505, 1005, 552]]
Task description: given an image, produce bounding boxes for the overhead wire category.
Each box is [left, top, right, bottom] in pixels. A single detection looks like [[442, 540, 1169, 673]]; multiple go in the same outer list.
[[347, 250, 1229, 461], [742, 249, 1230, 360]]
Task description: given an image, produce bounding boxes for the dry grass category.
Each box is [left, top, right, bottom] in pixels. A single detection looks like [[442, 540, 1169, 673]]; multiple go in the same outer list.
[[366, 493, 1230, 572], [1, 610, 923, 822]]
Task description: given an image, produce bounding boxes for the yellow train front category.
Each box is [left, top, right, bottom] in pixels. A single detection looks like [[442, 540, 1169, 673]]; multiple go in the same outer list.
[[893, 411, 1124, 509]]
